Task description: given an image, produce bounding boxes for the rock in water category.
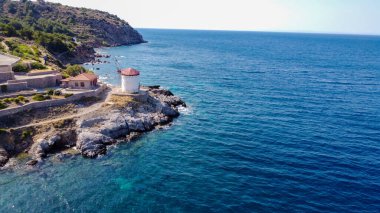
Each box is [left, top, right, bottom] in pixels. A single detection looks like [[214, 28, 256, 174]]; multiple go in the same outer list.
[[76, 131, 114, 158], [0, 147, 9, 167]]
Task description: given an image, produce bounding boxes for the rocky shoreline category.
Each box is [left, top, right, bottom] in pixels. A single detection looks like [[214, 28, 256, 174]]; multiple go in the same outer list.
[[0, 86, 186, 169]]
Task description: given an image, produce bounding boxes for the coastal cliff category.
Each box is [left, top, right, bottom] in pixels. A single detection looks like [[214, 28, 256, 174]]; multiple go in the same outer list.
[[0, 87, 186, 169], [0, 0, 145, 65]]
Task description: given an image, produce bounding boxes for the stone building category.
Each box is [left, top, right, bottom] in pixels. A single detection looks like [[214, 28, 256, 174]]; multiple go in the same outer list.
[[61, 73, 98, 90], [0, 53, 19, 83]]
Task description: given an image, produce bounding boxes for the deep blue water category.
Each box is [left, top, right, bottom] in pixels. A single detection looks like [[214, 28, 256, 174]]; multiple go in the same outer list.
[[1, 29, 380, 212]]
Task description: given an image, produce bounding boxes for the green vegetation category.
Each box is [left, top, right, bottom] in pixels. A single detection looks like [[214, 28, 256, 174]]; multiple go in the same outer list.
[[12, 62, 29, 72], [30, 61, 46, 70], [0, 14, 76, 56], [46, 88, 54, 95], [21, 130, 32, 140], [62, 65, 88, 77], [53, 90, 62, 96], [32, 93, 50, 101], [0, 101, 8, 110], [12, 61, 46, 72], [3, 98, 12, 103], [17, 96, 26, 102], [5, 39, 40, 60], [0, 0, 144, 67], [1, 96, 28, 106], [0, 128, 7, 134], [64, 93, 73, 98]]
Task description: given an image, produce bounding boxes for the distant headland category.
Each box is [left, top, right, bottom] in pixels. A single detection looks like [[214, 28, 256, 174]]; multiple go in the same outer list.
[[0, 0, 145, 67]]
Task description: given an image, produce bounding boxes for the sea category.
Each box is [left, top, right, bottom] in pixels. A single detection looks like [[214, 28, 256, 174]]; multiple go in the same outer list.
[[1, 29, 380, 212]]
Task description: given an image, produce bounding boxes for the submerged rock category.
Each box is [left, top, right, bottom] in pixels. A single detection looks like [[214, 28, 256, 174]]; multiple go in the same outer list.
[[26, 159, 38, 166]]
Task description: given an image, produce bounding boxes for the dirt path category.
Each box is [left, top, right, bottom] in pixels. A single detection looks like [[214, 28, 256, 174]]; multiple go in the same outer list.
[[13, 89, 112, 130]]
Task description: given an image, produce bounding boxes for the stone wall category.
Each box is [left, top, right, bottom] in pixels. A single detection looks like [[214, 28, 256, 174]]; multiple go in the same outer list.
[[27, 71, 59, 76], [22, 75, 62, 88], [5, 82, 28, 92], [0, 65, 14, 83], [9, 73, 63, 89], [0, 84, 107, 118], [0, 65, 12, 72]]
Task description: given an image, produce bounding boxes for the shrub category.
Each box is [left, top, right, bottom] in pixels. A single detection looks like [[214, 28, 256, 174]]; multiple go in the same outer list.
[[0, 128, 7, 134], [12, 62, 29, 72], [14, 99, 20, 104], [0, 101, 8, 110], [3, 98, 12, 103], [17, 96, 26, 102], [30, 62, 46, 70], [46, 88, 54, 95], [44, 95, 51, 100], [21, 130, 32, 140], [32, 94, 45, 101], [0, 85, 7, 93], [64, 93, 73, 98], [63, 65, 87, 77], [53, 90, 62, 96]]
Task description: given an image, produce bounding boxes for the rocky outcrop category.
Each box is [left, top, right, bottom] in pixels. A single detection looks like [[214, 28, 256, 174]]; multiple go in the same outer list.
[[71, 87, 185, 158], [29, 130, 77, 161], [6, 87, 186, 166], [0, 87, 185, 169]]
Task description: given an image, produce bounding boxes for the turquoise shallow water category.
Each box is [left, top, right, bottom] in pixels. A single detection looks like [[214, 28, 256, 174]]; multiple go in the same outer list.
[[1, 29, 380, 212]]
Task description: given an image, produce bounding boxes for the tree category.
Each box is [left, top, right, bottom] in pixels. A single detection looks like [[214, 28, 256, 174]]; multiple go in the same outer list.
[[64, 65, 87, 77], [8, 3, 17, 14]]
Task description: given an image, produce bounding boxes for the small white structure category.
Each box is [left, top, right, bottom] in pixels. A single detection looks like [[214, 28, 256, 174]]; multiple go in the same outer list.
[[121, 68, 140, 93]]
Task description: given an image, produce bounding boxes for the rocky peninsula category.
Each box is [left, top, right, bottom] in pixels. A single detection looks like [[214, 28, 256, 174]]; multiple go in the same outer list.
[[0, 86, 186, 169]]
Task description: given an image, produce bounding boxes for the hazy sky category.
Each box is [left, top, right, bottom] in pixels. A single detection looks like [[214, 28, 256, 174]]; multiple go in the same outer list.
[[47, 0, 380, 35]]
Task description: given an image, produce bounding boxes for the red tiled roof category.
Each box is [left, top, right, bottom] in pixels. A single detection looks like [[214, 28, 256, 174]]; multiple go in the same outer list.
[[120, 68, 140, 76], [69, 73, 98, 81]]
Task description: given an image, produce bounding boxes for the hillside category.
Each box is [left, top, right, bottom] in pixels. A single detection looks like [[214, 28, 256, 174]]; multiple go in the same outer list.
[[0, 0, 145, 65]]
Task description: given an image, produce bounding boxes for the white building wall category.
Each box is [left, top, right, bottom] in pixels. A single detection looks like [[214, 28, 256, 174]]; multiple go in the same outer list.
[[121, 75, 140, 93]]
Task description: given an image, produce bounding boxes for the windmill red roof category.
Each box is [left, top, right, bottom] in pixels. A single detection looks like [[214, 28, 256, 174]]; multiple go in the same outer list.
[[120, 68, 140, 76]]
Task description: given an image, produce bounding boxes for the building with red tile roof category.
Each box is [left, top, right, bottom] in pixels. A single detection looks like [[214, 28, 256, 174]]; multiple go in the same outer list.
[[61, 73, 98, 89]]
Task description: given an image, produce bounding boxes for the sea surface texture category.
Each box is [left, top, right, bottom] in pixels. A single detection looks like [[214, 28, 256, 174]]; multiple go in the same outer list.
[[1, 29, 380, 212]]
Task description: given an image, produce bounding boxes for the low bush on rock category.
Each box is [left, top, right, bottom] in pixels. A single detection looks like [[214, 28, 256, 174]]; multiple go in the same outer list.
[[12, 62, 29, 72], [64, 93, 73, 98], [30, 62, 46, 70], [32, 94, 48, 101], [46, 88, 54, 95], [53, 90, 62, 96], [0, 101, 8, 110], [16, 96, 26, 102], [21, 130, 32, 140]]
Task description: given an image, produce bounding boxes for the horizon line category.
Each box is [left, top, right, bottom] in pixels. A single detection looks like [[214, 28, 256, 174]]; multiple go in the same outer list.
[[134, 27, 380, 37]]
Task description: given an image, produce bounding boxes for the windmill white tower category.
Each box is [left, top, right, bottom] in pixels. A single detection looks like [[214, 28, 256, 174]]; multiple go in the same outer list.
[[120, 68, 140, 93]]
